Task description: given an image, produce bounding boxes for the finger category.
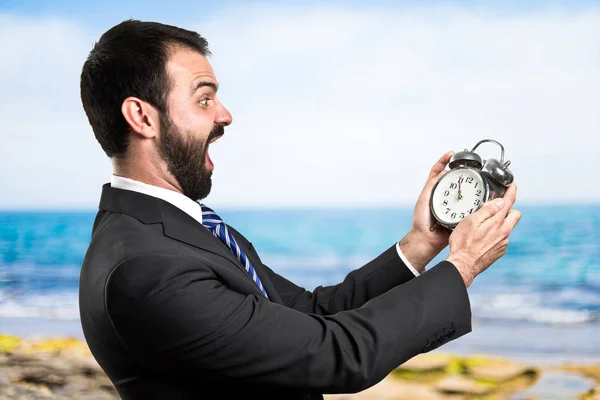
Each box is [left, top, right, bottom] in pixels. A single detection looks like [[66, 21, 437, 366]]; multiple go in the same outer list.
[[473, 197, 505, 224], [428, 150, 454, 180], [491, 183, 518, 222], [503, 183, 517, 210], [501, 209, 522, 232]]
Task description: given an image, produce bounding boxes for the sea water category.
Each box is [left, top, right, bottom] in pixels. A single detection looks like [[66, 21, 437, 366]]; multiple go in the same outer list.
[[1, 204, 598, 363]]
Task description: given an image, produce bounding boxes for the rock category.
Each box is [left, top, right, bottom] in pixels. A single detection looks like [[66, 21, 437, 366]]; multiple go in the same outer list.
[[325, 378, 452, 400], [0, 371, 10, 385], [468, 361, 537, 382], [15, 365, 68, 387], [514, 370, 597, 400], [0, 382, 55, 399], [562, 364, 600, 383], [0, 336, 120, 399], [0, 352, 10, 365], [1, 334, 598, 400], [582, 385, 600, 400], [397, 353, 453, 372], [359, 378, 452, 400], [392, 353, 457, 384], [434, 374, 492, 395], [7, 351, 43, 364], [57, 374, 95, 392], [57, 390, 118, 400], [51, 373, 118, 398]]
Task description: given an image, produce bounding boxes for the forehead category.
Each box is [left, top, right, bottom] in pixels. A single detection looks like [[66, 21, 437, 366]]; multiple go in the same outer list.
[[166, 47, 216, 89]]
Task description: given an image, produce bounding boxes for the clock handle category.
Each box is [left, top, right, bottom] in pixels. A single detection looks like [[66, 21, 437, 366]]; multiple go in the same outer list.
[[472, 139, 514, 186], [471, 139, 505, 163]]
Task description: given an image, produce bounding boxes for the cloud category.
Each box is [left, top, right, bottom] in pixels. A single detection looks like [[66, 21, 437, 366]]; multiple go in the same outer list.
[[1, 4, 598, 209]]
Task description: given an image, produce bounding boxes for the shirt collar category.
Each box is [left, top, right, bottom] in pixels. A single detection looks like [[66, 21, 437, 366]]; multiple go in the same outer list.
[[110, 175, 204, 225]]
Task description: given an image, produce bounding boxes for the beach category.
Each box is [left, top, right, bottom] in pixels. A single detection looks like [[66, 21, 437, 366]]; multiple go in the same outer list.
[[2, 302, 598, 399], [1, 330, 599, 399], [1, 318, 599, 400]]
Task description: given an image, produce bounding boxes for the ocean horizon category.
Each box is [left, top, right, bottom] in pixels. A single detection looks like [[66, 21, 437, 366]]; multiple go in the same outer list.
[[1, 203, 599, 364]]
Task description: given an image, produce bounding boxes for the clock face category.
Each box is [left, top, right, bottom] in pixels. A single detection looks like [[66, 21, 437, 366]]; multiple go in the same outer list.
[[431, 167, 487, 227]]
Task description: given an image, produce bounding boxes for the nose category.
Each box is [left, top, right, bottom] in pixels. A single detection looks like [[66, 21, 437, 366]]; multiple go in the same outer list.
[[215, 102, 232, 126]]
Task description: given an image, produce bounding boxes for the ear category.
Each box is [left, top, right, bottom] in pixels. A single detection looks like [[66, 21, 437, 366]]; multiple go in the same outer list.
[[121, 97, 160, 139]]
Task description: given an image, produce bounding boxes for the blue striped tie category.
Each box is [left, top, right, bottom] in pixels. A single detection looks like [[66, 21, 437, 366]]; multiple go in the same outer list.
[[199, 203, 269, 299]]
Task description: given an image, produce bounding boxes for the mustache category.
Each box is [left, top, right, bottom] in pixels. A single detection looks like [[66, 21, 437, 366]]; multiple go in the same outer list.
[[208, 125, 224, 143]]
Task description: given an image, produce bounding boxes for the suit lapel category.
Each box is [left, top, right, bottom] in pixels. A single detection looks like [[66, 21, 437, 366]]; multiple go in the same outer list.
[[160, 210, 251, 277], [163, 215, 279, 301]]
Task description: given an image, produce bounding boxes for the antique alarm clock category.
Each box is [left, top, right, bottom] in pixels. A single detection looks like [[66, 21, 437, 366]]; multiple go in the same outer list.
[[430, 139, 514, 230]]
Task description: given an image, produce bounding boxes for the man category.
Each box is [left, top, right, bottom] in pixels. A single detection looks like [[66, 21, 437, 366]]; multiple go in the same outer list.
[[78, 19, 520, 400]]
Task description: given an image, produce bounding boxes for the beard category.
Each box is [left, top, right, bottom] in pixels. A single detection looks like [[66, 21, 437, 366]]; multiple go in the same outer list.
[[157, 113, 224, 201]]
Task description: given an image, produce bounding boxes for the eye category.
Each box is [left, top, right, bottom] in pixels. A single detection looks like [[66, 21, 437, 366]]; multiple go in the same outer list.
[[199, 97, 210, 106]]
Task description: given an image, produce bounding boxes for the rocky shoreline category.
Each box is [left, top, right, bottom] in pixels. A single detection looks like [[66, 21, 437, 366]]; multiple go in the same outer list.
[[1, 334, 598, 399], [0, 335, 117, 399]]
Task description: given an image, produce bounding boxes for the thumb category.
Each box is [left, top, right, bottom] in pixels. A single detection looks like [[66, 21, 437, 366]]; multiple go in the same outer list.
[[427, 150, 454, 180], [473, 198, 504, 224]]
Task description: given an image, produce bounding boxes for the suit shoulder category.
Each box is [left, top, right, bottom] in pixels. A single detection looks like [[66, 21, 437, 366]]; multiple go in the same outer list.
[[107, 253, 214, 300], [84, 211, 170, 266]]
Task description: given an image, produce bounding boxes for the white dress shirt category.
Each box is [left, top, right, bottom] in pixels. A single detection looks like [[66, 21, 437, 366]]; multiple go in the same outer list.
[[110, 175, 420, 276]]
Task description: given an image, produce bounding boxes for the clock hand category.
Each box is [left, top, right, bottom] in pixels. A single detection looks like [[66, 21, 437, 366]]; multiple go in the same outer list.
[[458, 176, 463, 200]]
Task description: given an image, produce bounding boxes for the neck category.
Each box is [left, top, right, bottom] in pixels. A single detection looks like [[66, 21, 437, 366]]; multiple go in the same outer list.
[[112, 157, 183, 194]]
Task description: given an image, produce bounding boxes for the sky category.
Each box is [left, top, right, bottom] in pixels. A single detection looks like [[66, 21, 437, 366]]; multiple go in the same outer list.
[[0, 0, 599, 209]]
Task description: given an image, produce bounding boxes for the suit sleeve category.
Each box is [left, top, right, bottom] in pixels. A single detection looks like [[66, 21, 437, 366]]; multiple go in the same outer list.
[[259, 244, 419, 315], [106, 254, 471, 394], [228, 225, 420, 315]]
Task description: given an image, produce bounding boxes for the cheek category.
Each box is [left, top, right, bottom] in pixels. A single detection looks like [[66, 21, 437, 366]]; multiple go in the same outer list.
[[190, 118, 215, 141], [172, 107, 214, 138]]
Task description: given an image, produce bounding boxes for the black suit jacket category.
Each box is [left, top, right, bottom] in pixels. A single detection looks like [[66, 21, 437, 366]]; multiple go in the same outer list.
[[79, 183, 471, 400]]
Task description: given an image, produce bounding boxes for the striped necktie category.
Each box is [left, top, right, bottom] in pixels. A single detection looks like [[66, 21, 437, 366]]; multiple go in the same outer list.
[[199, 203, 269, 299]]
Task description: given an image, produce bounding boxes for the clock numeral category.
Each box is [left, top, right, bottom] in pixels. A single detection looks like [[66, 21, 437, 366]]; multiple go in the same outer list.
[[451, 212, 457, 219], [466, 177, 474, 184], [460, 212, 465, 219], [474, 199, 481, 206], [476, 189, 482, 196], [474, 182, 479, 188], [469, 208, 474, 214], [458, 177, 464, 184], [445, 208, 451, 214], [449, 183, 457, 189], [442, 199, 448, 206], [443, 190, 450, 196]]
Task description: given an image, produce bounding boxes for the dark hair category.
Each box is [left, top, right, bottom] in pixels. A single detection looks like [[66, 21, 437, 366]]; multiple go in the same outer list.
[[80, 19, 211, 158]]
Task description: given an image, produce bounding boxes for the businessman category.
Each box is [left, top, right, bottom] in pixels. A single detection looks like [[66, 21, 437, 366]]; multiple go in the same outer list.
[[78, 19, 521, 400]]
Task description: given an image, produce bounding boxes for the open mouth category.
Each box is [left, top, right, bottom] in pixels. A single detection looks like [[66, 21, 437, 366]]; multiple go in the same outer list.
[[205, 134, 222, 170], [208, 133, 222, 144]]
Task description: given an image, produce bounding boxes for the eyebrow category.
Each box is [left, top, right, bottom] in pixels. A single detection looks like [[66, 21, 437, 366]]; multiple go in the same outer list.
[[192, 81, 219, 95]]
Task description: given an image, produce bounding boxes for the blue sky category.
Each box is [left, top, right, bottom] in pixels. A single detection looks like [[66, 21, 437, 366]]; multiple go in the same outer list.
[[1, 0, 599, 209], [2, 0, 598, 28]]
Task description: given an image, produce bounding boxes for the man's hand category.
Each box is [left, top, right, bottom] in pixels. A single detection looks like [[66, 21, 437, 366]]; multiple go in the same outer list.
[[399, 150, 454, 272], [446, 183, 521, 287]]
